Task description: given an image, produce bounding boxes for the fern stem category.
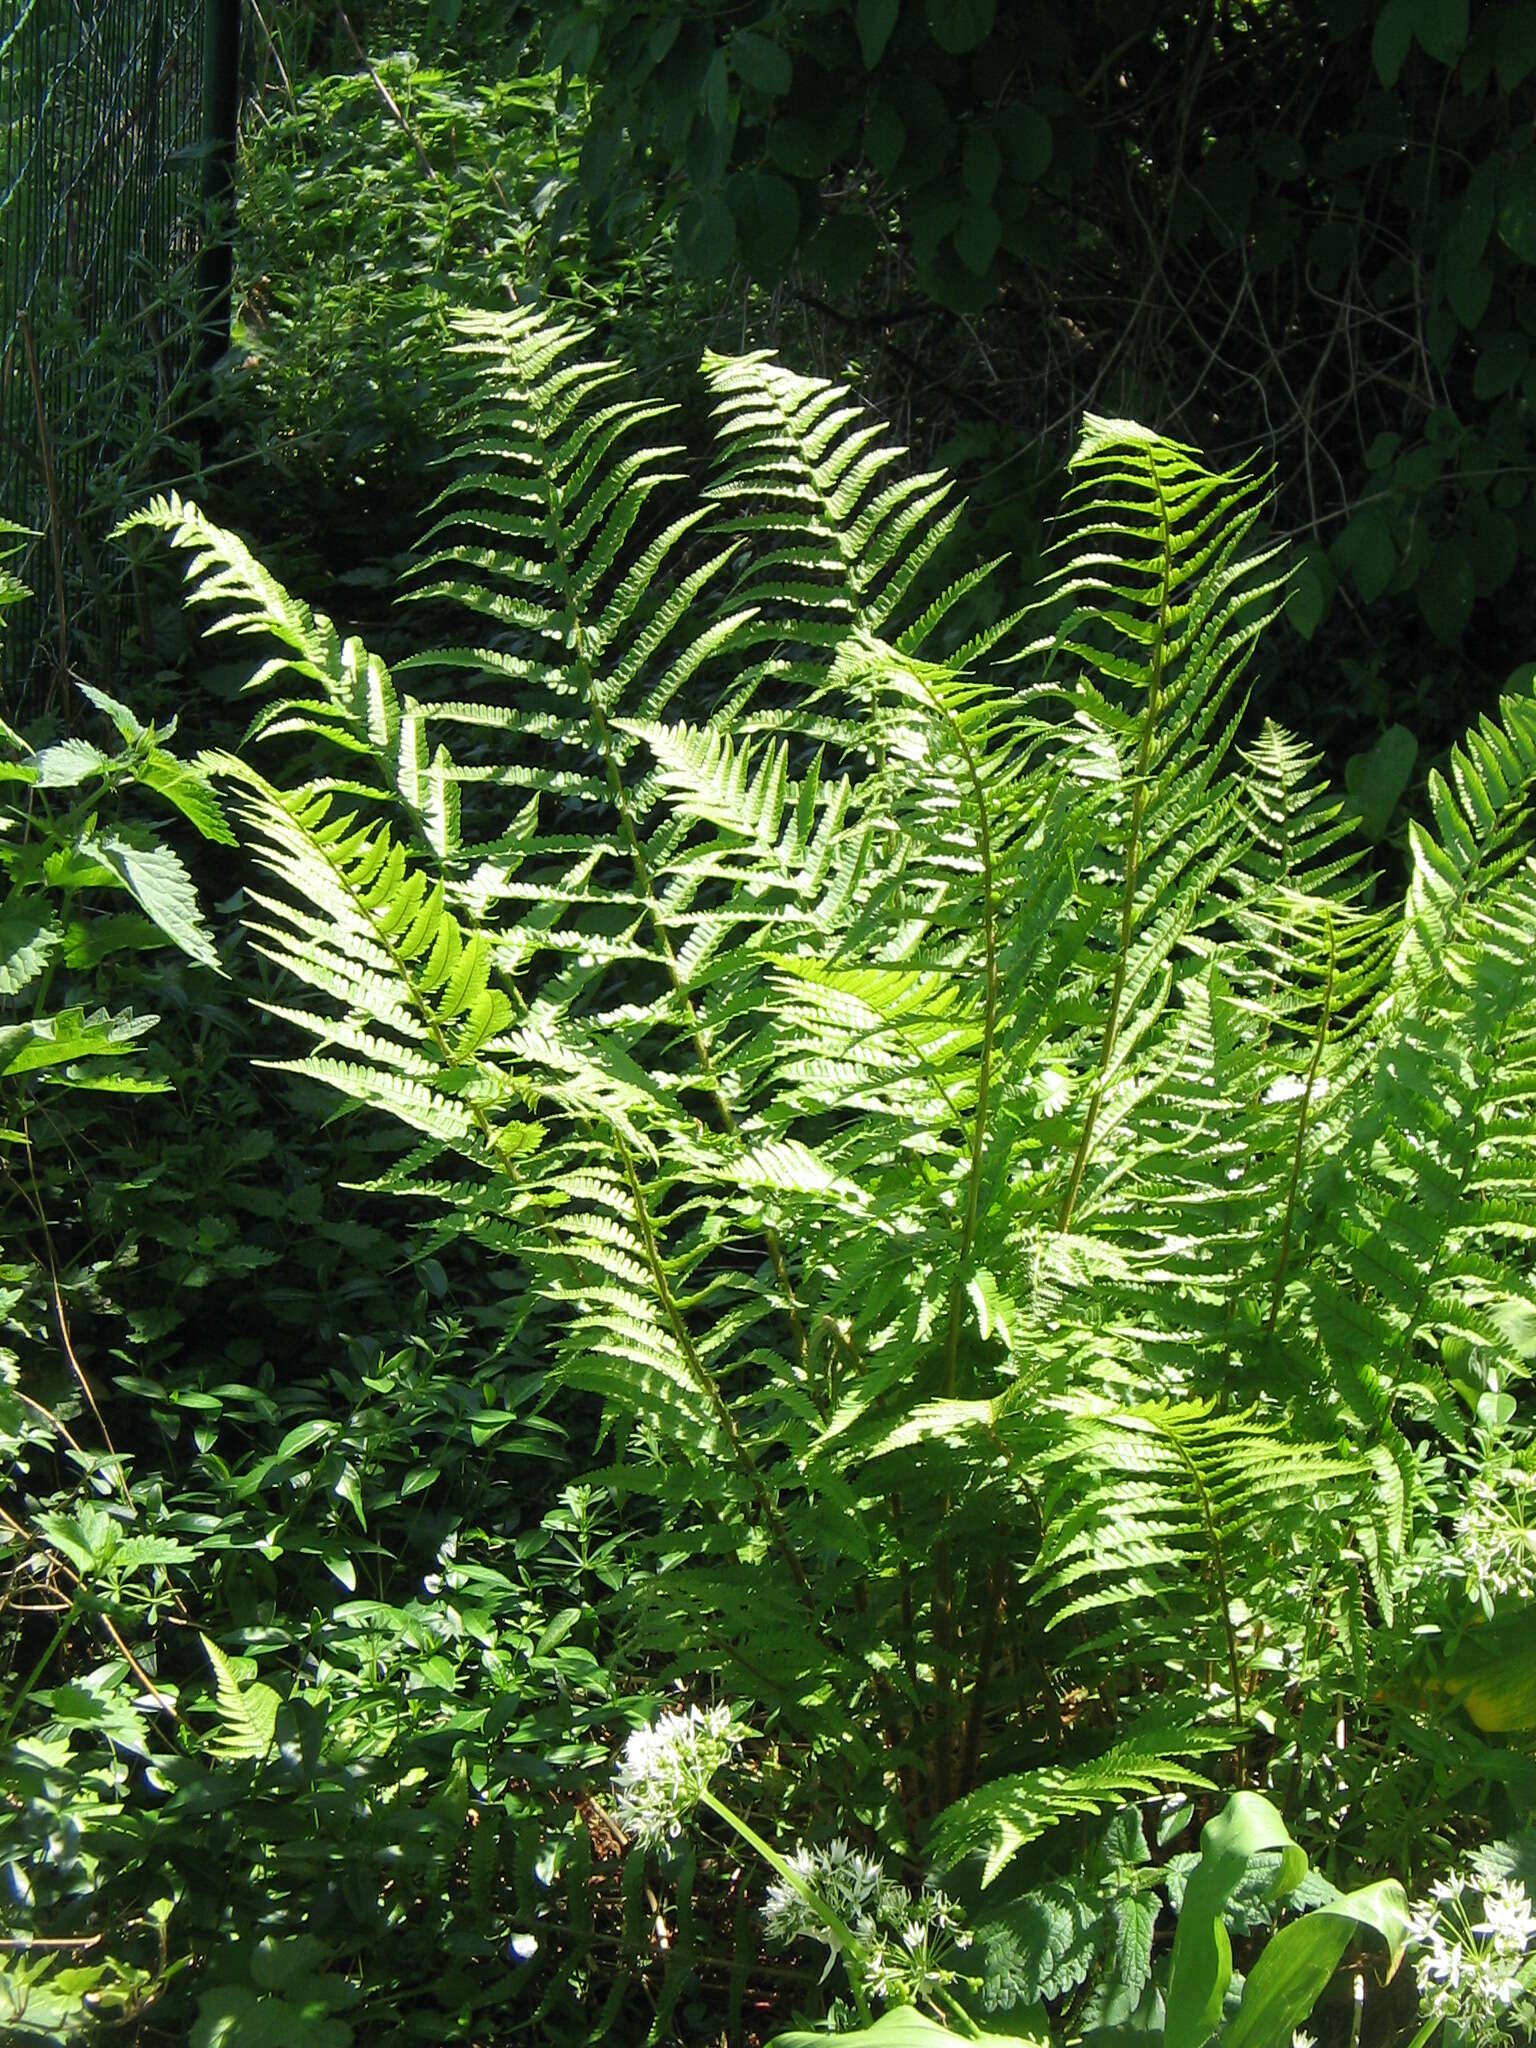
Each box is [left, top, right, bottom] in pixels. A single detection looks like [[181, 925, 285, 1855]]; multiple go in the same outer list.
[[900, 667, 1001, 1807], [931, 690, 1000, 1401], [957, 1557, 1006, 1796], [1266, 905, 1334, 1336], [614, 1136, 816, 1614], [1057, 459, 1174, 1235], [1158, 1414, 1245, 1734], [535, 444, 812, 1378]]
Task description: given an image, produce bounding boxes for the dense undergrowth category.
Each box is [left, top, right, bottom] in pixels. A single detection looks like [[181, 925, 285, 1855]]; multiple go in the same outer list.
[[4, 9, 1536, 2048]]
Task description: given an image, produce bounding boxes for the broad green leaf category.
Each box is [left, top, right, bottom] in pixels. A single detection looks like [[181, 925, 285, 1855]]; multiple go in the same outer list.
[[772, 2010, 1044, 2048], [192, 1984, 353, 2048], [1222, 1879, 1409, 2048], [1164, 1793, 1307, 2048], [864, 101, 906, 174], [701, 46, 728, 131]]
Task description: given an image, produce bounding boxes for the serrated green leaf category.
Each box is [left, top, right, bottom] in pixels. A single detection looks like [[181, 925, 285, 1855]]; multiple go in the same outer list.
[[0, 895, 60, 995], [81, 831, 221, 971]]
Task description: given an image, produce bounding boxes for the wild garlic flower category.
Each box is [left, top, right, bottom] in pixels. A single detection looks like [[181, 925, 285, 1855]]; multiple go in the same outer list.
[[1453, 1467, 1536, 1615], [763, 1842, 969, 2003], [1408, 1870, 1536, 2047], [610, 1703, 744, 1848]]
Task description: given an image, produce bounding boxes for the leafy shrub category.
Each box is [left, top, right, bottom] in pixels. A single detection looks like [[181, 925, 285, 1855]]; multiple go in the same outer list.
[[523, 0, 1536, 765], [130, 306, 1536, 2037]]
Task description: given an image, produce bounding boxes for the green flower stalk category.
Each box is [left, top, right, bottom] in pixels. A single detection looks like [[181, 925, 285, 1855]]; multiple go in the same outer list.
[[610, 1706, 978, 2033]]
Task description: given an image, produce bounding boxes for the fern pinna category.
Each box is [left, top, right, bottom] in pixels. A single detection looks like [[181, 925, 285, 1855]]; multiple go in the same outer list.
[[131, 307, 1536, 1889]]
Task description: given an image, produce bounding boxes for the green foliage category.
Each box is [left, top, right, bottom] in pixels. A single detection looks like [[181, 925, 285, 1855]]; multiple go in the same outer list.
[[129, 302, 1536, 2037], [521, 0, 1536, 765]]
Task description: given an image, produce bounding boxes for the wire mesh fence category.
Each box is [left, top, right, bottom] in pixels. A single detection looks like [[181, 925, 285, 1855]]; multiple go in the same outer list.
[[0, 0, 216, 715]]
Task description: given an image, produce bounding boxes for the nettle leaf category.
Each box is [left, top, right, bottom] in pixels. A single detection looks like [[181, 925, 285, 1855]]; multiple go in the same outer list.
[[30, 737, 111, 788], [0, 896, 60, 995], [81, 830, 221, 971]]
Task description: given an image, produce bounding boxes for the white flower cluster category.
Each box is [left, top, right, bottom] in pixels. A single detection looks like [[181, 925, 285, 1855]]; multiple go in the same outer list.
[[610, 1703, 744, 1849], [762, 1838, 970, 2005], [1408, 1870, 1536, 2047], [1453, 1466, 1536, 1614]]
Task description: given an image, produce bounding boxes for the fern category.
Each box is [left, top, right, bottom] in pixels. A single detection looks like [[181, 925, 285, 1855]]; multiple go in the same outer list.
[[926, 1728, 1223, 1886], [133, 307, 1536, 1872]]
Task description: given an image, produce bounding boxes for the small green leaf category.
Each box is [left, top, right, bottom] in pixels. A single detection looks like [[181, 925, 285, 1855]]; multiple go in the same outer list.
[[1498, 5, 1536, 89], [1444, 248, 1493, 330], [864, 101, 906, 174], [1413, 0, 1468, 65], [1004, 106, 1053, 185], [677, 192, 737, 276], [701, 47, 728, 131], [1345, 725, 1417, 841], [728, 170, 801, 276], [954, 202, 1001, 276], [926, 0, 994, 54], [963, 127, 1001, 202], [1416, 538, 1477, 643], [1498, 162, 1536, 265], [730, 29, 791, 95], [1285, 551, 1328, 641], [1332, 505, 1396, 604], [1473, 331, 1528, 400], [1371, 0, 1416, 83], [856, 0, 900, 67], [808, 211, 880, 292]]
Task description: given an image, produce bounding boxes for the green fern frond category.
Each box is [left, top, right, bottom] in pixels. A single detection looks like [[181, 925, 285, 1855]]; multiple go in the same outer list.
[[927, 1727, 1223, 1886]]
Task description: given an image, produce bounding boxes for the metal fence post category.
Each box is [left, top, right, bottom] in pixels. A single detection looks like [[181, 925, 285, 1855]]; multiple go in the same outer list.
[[195, 0, 242, 380]]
